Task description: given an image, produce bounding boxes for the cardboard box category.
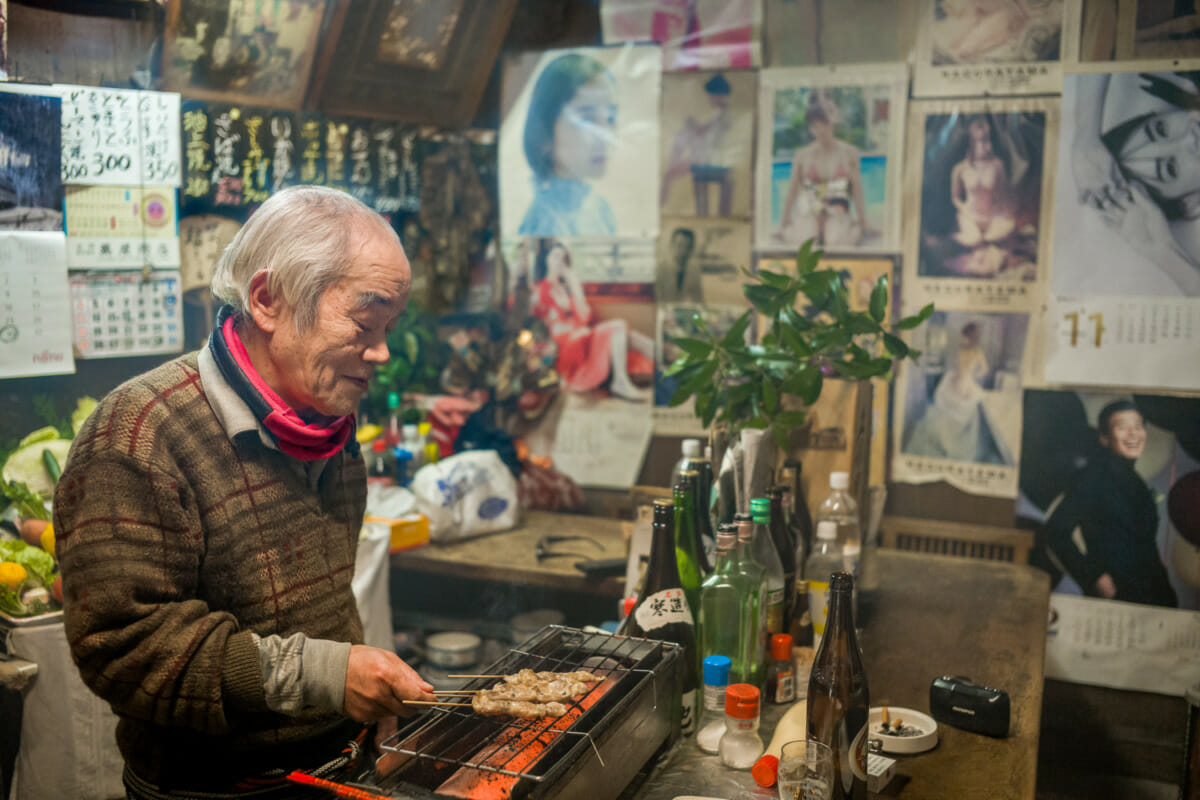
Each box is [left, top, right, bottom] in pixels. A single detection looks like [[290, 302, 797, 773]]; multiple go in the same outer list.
[[364, 513, 430, 553]]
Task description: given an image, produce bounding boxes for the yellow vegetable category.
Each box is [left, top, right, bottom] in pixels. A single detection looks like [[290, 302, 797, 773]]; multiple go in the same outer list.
[[356, 424, 383, 444], [0, 561, 27, 590], [40, 523, 55, 559]]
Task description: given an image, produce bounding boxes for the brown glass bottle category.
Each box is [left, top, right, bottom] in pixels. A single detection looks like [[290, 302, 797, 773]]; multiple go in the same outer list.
[[624, 498, 699, 736], [767, 486, 796, 632], [807, 571, 868, 800], [782, 460, 814, 564], [692, 457, 716, 574]]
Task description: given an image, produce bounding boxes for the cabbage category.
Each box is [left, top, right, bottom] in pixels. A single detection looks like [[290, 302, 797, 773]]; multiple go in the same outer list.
[[18, 427, 60, 448], [71, 396, 98, 435], [2, 438, 71, 497], [0, 540, 55, 588]]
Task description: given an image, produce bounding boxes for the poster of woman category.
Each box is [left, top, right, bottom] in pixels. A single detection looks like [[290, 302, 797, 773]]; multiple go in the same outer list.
[[500, 45, 661, 240], [892, 309, 1030, 497], [903, 98, 1056, 313], [659, 70, 755, 218], [1019, 389, 1200, 611], [754, 64, 908, 253], [914, 0, 1066, 96]]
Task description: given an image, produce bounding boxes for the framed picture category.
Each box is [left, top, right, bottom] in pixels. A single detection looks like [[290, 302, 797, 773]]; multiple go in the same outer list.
[[161, 0, 328, 110], [308, 0, 517, 125]]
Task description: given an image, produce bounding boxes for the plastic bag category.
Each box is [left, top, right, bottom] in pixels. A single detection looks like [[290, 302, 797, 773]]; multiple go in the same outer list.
[[411, 450, 519, 543]]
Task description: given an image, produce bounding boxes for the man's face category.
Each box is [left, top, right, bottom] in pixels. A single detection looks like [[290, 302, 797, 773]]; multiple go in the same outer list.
[[268, 228, 410, 418], [1101, 409, 1147, 461]]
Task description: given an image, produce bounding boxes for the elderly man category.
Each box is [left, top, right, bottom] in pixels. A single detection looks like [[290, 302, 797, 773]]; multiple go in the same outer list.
[[54, 186, 434, 799]]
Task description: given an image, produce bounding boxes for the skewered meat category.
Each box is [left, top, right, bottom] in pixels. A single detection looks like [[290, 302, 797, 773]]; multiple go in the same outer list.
[[472, 695, 569, 718], [498, 669, 601, 687]]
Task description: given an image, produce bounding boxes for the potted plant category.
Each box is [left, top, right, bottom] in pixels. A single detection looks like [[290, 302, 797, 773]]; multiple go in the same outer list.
[[662, 241, 933, 449]]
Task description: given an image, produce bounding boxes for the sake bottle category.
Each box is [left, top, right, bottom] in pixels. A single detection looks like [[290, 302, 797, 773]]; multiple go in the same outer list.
[[674, 471, 705, 615]]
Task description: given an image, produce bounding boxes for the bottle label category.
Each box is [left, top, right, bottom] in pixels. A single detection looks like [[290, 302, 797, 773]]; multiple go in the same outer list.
[[808, 580, 830, 637], [703, 683, 726, 712], [775, 670, 795, 703], [732, 718, 756, 731], [634, 588, 693, 632], [842, 544, 861, 577], [765, 588, 784, 634], [681, 688, 697, 735]]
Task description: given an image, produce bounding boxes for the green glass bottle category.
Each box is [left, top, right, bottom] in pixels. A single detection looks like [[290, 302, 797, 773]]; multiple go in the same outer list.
[[733, 513, 766, 686], [674, 470, 704, 618], [699, 525, 742, 674]]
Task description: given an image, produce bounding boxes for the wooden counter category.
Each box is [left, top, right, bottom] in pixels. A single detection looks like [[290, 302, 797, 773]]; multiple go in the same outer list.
[[630, 548, 1051, 800], [389, 511, 627, 598]]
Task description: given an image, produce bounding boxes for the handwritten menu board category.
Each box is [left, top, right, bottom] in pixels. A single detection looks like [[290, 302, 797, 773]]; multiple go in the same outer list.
[[70, 269, 183, 358], [59, 86, 181, 187], [179, 214, 240, 294], [0, 232, 75, 378]]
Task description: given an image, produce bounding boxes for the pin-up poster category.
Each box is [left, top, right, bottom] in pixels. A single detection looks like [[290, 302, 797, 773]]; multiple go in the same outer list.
[[1045, 67, 1200, 391], [755, 65, 908, 254], [1019, 390, 1200, 615], [893, 309, 1031, 497], [0, 90, 62, 232], [763, 0, 918, 66], [499, 45, 661, 240], [653, 303, 748, 436], [656, 218, 750, 306], [660, 70, 755, 218], [914, 0, 1066, 97], [600, 0, 762, 71], [903, 98, 1057, 313], [507, 237, 655, 488]]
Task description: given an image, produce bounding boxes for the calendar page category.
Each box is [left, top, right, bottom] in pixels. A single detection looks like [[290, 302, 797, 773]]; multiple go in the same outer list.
[[1044, 297, 1200, 392], [0, 232, 75, 378], [65, 185, 180, 269], [70, 270, 184, 359]]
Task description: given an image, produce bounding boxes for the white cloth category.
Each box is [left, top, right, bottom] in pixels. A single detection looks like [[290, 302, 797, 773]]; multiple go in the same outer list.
[[353, 527, 394, 652]]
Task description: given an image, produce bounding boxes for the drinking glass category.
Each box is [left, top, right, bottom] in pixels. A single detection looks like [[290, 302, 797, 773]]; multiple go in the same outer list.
[[777, 739, 834, 800]]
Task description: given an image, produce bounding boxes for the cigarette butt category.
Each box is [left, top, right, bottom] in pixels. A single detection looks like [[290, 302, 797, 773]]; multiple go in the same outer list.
[[892, 718, 903, 731], [881, 706, 889, 725]]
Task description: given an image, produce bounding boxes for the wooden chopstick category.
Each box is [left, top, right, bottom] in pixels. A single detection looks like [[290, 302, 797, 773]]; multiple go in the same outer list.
[[446, 673, 506, 679], [432, 690, 478, 695], [402, 700, 472, 707]]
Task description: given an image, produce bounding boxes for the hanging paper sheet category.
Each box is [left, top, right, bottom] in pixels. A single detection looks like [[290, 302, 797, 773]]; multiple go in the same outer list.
[[69, 269, 183, 359], [59, 86, 182, 186], [763, 0, 918, 67], [0, 232, 74, 378], [600, 0, 762, 71], [64, 186, 180, 269], [0, 89, 63, 232]]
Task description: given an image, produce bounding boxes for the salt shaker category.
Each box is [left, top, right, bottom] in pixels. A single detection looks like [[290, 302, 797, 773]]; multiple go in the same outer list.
[[719, 683, 764, 769]]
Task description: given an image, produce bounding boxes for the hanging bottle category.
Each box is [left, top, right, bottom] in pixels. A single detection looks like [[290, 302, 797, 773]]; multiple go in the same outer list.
[[807, 571, 869, 800], [674, 471, 704, 615], [623, 499, 699, 736]]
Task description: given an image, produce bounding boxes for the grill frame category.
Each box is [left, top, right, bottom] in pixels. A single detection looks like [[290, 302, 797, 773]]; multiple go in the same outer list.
[[373, 625, 682, 799]]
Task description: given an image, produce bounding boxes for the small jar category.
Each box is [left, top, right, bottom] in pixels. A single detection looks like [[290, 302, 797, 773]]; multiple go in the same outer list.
[[765, 633, 796, 704], [719, 683, 763, 769], [697, 655, 731, 754]]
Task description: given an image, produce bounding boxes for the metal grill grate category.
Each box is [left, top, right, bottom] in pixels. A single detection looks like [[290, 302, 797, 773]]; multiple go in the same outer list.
[[378, 626, 676, 792]]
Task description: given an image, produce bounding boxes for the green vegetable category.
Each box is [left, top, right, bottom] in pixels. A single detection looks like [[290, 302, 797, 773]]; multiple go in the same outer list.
[[2, 438, 71, 497], [42, 449, 62, 483], [18, 427, 60, 449], [0, 588, 27, 617], [0, 480, 49, 521], [0, 540, 55, 588], [71, 396, 98, 436]]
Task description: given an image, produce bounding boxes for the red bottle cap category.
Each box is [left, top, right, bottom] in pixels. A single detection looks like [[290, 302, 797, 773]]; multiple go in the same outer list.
[[770, 633, 793, 660], [725, 683, 760, 719], [372, 439, 386, 452], [622, 596, 637, 617], [751, 754, 779, 787]]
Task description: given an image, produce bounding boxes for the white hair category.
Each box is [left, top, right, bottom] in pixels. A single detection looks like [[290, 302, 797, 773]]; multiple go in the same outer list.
[[211, 185, 401, 332]]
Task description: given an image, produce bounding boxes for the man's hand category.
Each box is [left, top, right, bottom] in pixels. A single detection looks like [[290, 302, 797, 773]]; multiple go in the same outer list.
[[1095, 573, 1118, 599], [343, 645, 434, 721]]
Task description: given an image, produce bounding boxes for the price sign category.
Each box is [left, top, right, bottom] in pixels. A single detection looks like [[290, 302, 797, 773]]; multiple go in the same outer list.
[[59, 86, 181, 187]]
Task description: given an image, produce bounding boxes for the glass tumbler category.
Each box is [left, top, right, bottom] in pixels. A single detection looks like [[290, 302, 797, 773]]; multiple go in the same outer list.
[[776, 739, 834, 800]]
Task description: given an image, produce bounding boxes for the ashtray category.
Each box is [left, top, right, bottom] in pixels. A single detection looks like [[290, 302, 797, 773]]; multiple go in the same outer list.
[[868, 706, 938, 754]]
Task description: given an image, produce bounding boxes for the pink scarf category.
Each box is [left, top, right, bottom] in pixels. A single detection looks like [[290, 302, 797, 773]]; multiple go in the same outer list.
[[221, 315, 354, 461]]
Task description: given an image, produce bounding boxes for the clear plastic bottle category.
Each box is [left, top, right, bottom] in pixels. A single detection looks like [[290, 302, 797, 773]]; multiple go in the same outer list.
[[719, 683, 764, 769], [697, 655, 732, 754], [368, 439, 394, 486], [815, 472, 861, 582], [385, 392, 402, 448], [670, 438, 702, 490], [804, 521, 842, 649]]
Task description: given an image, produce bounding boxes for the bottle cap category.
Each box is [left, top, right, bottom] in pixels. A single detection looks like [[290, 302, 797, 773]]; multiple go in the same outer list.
[[831, 571, 854, 591], [417, 422, 431, 436], [403, 424, 419, 439], [770, 633, 793, 660], [387, 392, 400, 410], [732, 512, 752, 522], [372, 439, 386, 452], [622, 596, 637, 617], [750, 497, 771, 522], [816, 520, 837, 540], [751, 754, 779, 787], [682, 438, 701, 458], [725, 683, 760, 719], [394, 448, 414, 462], [715, 530, 736, 550], [767, 485, 783, 497], [704, 445, 713, 460], [830, 471, 849, 490], [735, 518, 754, 542], [702, 655, 732, 687]]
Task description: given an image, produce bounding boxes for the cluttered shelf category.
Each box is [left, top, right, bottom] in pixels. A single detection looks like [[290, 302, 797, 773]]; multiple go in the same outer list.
[[388, 511, 628, 599], [628, 548, 1051, 800]]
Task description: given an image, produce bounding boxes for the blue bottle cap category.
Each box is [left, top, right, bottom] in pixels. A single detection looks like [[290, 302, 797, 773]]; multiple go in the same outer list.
[[702, 655, 732, 686]]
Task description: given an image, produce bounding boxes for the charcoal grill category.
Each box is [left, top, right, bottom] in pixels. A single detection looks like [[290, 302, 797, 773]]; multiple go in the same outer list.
[[368, 625, 683, 800]]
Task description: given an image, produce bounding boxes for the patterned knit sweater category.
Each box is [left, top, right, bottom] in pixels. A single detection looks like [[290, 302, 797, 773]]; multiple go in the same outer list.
[[53, 352, 367, 785]]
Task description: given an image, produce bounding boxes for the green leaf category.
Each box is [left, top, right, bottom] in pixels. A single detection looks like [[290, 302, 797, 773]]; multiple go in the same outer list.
[[776, 410, 809, 429], [744, 416, 768, 430], [671, 337, 714, 359], [744, 284, 781, 313], [404, 332, 419, 364], [782, 305, 814, 332], [896, 302, 935, 330], [795, 239, 821, 275], [832, 360, 882, 380], [882, 332, 909, 358], [757, 269, 792, 289], [779, 323, 812, 357], [869, 275, 888, 323], [770, 425, 790, 450], [720, 310, 753, 348], [670, 360, 719, 406], [763, 379, 779, 415], [845, 314, 881, 335]]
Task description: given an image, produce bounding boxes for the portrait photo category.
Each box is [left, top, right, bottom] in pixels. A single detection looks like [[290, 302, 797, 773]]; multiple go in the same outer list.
[[499, 45, 661, 239], [915, 108, 1048, 282], [660, 70, 755, 218], [600, 0, 762, 71], [1019, 390, 1200, 610], [657, 218, 750, 307], [763, 0, 918, 66], [755, 64, 907, 253], [161, 0, 327, 109], [894, 310, 1029, 497], [0, 89, 62, 231], [1052, 69, 1200, 297]]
